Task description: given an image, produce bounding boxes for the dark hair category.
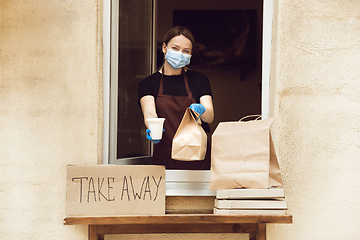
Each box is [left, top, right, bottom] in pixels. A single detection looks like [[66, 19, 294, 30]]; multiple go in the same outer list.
[[163, 26, 195, 50]]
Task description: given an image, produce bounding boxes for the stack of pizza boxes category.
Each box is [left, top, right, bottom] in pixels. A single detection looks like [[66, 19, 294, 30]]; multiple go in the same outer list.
[[214, 188, 287, 215]]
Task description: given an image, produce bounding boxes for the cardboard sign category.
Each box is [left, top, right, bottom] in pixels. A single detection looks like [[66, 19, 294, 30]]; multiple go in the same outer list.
[[66, 165, 165, 216]]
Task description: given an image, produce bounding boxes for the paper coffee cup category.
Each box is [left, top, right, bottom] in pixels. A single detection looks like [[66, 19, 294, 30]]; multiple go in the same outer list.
[[146, 118, 165, 140]]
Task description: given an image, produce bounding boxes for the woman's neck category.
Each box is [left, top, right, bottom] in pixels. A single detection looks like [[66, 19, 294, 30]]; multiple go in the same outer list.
[[163, 62, 182, 76]]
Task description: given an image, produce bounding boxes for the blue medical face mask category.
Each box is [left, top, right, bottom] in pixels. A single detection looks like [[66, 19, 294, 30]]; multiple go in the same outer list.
[[165, 48, 192, 70]]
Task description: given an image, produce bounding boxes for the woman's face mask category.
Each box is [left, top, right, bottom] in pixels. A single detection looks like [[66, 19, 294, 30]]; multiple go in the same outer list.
[[165, 48, 192, 70]]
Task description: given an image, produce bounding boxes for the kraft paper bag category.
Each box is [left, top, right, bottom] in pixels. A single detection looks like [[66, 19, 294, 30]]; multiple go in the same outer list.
[[210, 116, 283, 190], [172, 108, 207, 161]]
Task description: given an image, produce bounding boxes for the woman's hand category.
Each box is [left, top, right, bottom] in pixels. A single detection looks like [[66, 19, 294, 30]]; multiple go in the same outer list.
[[146, 129, 160, 144], [146, 128, 165, 144], [189, 103, 206, 115]]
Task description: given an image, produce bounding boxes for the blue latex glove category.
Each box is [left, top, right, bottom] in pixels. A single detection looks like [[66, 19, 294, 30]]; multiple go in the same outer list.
[[146, 129, 164, 144], [189, 103, 206, 122], [189, 103, 206, 116]]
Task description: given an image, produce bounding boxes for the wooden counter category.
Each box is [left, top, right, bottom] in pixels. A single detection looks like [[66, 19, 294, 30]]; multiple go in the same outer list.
[[64, 214, 292, 240]]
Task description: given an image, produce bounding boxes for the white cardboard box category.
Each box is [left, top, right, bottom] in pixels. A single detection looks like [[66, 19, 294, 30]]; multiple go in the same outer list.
[[216, 188, 285, 199], [214, 208, 286, 215], [215, 199, 287, 210]]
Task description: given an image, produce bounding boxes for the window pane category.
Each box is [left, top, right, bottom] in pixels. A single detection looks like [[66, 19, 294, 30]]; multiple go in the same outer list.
[[117, 0, 152, 159]]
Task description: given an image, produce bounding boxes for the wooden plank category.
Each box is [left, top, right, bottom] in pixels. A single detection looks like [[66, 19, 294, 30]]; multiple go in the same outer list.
[[166, 209, 213, 214], [249, 232, 257, 240], [88, 226, 99, 240], [95, 223, 258, 234], [257, 223, 266, 240], [64, 214, 292, 225]]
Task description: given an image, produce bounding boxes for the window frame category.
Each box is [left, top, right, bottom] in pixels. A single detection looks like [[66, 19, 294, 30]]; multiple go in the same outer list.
[[102, 0, 273, 196]]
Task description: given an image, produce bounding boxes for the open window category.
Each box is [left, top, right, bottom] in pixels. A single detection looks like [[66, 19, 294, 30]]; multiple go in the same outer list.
[[103, 0, 273, 196]]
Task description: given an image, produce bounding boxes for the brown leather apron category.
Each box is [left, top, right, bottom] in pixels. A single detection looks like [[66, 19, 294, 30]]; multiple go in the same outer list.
[[152, 69, 210, 170]]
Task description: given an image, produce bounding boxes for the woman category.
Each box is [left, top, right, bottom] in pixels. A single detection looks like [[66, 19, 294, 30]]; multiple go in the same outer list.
[[138, 26, 214, 170]]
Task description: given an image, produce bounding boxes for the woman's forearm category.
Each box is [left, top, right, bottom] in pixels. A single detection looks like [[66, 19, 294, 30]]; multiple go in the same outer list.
[[140, 95, 158, 128], [199, 95, 214, 123]]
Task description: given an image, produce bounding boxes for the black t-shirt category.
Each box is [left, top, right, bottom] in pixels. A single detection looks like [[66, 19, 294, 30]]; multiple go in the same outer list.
[[138, 70, 213, 103]]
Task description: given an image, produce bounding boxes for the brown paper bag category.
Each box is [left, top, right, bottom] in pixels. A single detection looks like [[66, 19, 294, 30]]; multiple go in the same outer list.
[[172, 108, 207, 161], [210, 116, 283, 190]]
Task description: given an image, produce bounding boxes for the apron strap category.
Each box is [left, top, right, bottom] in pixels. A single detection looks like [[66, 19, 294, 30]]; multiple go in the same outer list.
[[182, 69, 194, 102], [159, 68, 194, 102], [159, 69, 165, 95]]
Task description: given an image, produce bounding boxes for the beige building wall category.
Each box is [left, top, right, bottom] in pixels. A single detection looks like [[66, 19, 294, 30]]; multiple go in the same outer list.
[[0, 1, 102, 239], [267, 0, 360, 239], [1, 0, 360, 240]]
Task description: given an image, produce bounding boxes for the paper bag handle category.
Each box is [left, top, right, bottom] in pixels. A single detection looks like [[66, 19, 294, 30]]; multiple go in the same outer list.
[[189, 108, 202, 125], [239, 114, 262, 122]]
